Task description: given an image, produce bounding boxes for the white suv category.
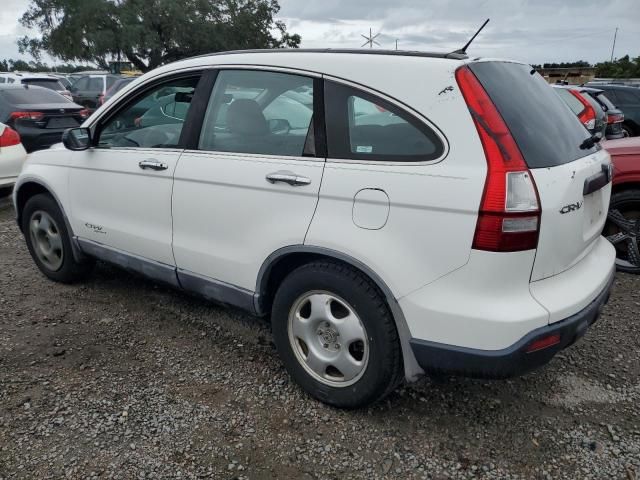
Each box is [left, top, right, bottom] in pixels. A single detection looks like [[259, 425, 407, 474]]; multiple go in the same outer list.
[[13, 50, 616, 408]]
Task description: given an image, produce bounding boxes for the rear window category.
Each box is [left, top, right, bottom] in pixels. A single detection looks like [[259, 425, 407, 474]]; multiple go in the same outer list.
[[0, 87, 68, 104], [553, 88, 584, 115], [595, 93, 617, 111], [469, 62, 596, 168], [22, 79, 64, 91]]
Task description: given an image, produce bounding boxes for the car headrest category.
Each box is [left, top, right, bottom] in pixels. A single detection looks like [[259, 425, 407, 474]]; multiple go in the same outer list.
[[226, 99, 268, 136]]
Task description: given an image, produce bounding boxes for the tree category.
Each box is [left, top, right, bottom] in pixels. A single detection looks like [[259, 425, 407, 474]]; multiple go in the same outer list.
[[18, 0, 301, 73], [595, 55, 640, 78]]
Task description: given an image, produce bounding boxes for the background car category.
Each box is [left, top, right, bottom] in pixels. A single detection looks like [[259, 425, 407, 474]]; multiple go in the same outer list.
[[581, 87, 625, 140], [552, 84, 606, 139], [603, 136, 640, 274], [586, 84, 640, 137], [0, 73, 73, 102], [0, 85, 88, 152], [69, 74, 120, 110], [100, 77, 136, 106], [0, 121, 27, 197]]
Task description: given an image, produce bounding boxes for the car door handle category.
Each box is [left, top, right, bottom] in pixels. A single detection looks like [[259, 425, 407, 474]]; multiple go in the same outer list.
[[266, 171, 311, 186], [138, 159, 168, 171]]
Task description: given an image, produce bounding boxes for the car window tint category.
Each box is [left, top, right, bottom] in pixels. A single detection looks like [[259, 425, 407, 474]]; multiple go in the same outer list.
[[324, 81, 443, 162], [98, 76, 200, 149], [198, 70, 314, 157], [614, 89, 640, 104], [23, 79, 64, 91], [74, 77, 89, 90], [554, 88, 584, 115], [107, 77, 117, 88], [88, 77, 103, 91], [0, 87, 67, 103]]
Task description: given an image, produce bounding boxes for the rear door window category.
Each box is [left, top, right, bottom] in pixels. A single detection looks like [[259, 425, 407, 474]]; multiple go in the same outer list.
[[198, 70, 314, 157], [324, 81, 444, 162]]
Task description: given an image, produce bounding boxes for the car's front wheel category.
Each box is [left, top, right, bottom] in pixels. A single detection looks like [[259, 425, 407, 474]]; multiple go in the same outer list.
[[271, 260, 403, 408], [604, 190, 640, 274], [22, 193, 94, 283]]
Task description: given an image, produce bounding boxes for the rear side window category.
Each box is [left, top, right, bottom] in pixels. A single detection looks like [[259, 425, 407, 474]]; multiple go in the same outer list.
[[596, 93, 616, 111], [22, 79, 64, 91], [469, 62, 596, 168], [74, 77, 89, 90], [325, 82, 443, 162], [107, 77, 117, 88], [0, 87, 67, 104]]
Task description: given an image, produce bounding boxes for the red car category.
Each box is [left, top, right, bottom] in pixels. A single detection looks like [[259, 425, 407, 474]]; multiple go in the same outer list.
[[604, 137, 640, 274]]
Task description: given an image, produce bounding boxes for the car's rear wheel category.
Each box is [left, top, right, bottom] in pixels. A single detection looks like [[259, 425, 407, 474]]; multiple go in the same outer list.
[[22, 193, 94, 282], [271, 260, 403, 408], [604, 190, 640, 274]]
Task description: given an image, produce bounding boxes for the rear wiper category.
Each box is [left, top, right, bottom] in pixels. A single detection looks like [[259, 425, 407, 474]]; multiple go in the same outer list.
[[580, 134, 601, 150]]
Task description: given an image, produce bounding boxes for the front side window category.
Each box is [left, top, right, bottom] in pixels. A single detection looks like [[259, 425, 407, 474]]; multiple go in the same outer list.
[[88, 77, 104, 92], [199, 70, 314, 157], [97, 76, 200, 149], [325, 81, 444, 162]]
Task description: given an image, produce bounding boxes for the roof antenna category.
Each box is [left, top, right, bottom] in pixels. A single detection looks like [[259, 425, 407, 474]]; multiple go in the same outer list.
[[451, 18, 490, 55]]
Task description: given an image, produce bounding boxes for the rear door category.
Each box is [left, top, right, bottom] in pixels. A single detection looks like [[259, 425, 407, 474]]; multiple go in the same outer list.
[[171, 68, 324, 293], [469, 61, 612, 281]]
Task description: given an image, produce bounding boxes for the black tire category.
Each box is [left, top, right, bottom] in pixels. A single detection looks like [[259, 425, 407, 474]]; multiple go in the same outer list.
[[621, 124, 634, 138], [22, 193, 94, 283], [604, 190, 640, 274], [271, 260, 403, 408]]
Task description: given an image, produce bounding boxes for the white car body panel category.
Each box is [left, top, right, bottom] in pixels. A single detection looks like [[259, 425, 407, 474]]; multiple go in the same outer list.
[[67, 148, 180, 266], [0, 124, 27, 188], [172, 151, 324, 290]]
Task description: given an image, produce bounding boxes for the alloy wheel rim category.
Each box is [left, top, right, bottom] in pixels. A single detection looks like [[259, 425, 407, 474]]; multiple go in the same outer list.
[[29, 210, 64, 271], [288, 291, 369, 387], [605, 208, 640, 269]]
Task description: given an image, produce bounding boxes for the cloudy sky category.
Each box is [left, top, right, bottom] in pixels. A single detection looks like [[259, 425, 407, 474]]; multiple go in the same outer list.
[[1, 0, 638, 66]]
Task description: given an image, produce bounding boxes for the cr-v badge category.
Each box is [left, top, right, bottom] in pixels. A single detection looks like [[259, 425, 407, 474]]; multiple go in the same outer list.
[[559, 201, 583, 214], [85, 223, 107, 234]]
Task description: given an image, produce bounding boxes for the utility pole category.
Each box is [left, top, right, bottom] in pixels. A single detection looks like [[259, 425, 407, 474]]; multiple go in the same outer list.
[[610, 27, 618, 62]]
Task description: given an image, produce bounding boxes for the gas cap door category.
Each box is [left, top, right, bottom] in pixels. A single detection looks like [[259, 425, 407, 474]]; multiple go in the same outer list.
[[352, 188, 390, 230]]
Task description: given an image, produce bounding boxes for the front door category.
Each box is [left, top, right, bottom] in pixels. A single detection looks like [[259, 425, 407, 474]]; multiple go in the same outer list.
[[172, 69, 324, 294], [67, 74, 202, 267]]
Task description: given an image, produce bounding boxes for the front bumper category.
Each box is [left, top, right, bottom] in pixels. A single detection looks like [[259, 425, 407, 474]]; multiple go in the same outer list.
[[409, 271, 614, 379]]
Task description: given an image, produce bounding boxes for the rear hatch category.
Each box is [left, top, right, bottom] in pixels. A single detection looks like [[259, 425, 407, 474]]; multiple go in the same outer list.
[[469, 61, 612, 281]]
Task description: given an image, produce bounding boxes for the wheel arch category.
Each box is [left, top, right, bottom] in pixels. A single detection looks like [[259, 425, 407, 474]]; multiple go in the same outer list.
[[14, 178, 86, 262], [255, 245, 424, 381], [612, 180, 640, 196]]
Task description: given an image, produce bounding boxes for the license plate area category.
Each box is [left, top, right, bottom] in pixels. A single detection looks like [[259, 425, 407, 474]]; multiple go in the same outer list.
[[46, 117, 78, 129]]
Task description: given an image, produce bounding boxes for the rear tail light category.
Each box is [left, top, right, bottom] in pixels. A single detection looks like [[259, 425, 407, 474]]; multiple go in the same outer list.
[[568, 90, 596, 130], [455, 66, 541, 252], [10, 111, 45, 122], [607, 112, 624, 124], [78, 108, 90, 119], [0, 125, 21, 147]]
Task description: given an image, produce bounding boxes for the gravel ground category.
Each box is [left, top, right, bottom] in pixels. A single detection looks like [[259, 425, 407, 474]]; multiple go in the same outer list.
[[0, 196, 639, 479]]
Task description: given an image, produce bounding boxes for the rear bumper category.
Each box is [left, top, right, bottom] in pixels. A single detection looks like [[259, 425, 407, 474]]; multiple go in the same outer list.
[[16, 127, 67, 153], [409, 270, 614, 379]]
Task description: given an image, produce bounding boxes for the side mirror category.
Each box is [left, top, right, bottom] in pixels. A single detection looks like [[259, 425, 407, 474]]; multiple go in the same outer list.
[[62, 127, 92, 151]]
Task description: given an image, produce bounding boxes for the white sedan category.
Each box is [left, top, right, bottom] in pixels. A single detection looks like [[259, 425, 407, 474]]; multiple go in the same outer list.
[[0, 122, 27, 197]]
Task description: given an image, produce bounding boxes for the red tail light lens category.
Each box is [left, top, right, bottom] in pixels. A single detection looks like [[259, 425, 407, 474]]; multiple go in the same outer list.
[[568, 90, 596, 130], [607, 112, 624, 124], [455, 66, 541, 252], [78, 109, 90, 119], [10, 111, 45, 122], [0, 125, 21, 147], [525, 333, 561, 353]]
